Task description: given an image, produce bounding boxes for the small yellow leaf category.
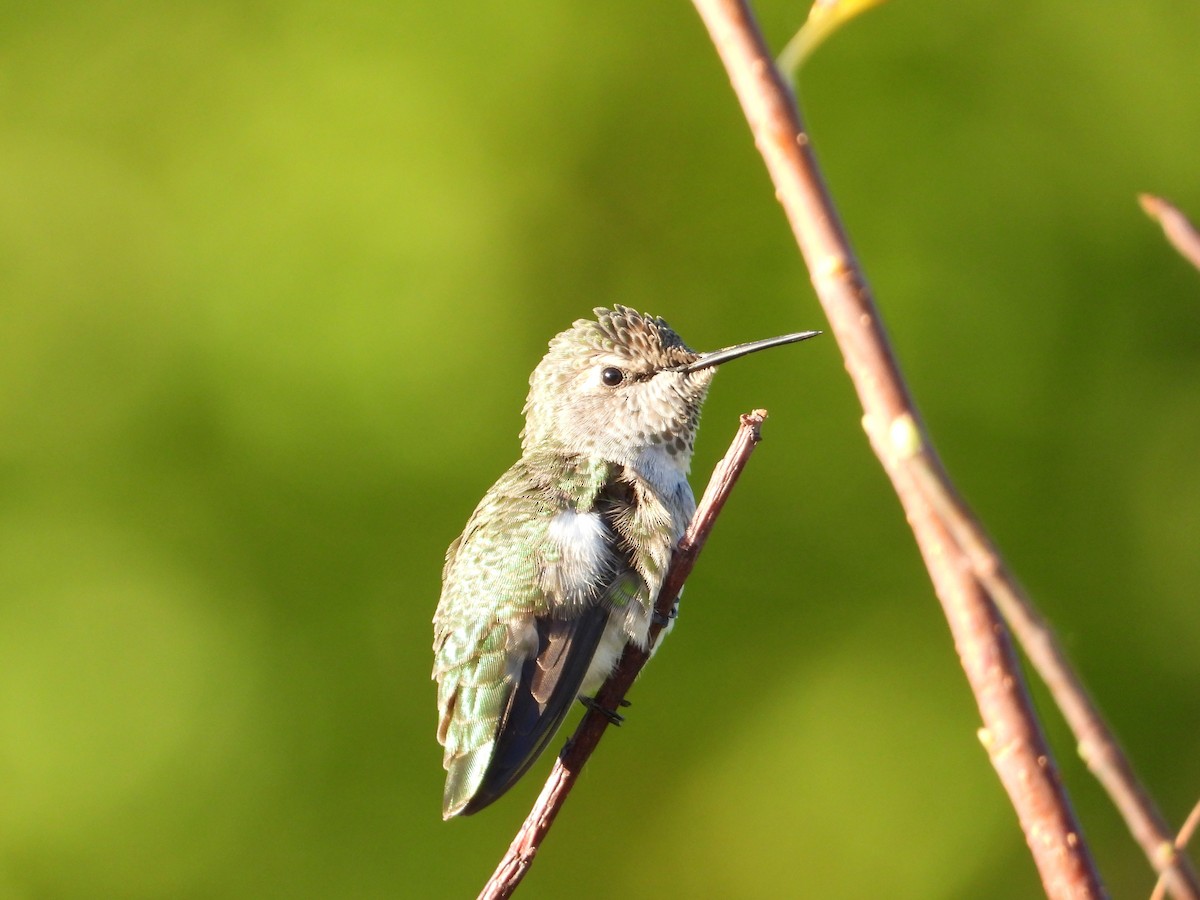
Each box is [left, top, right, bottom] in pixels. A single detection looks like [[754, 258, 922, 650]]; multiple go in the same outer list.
[[777, 0, 891, 81]]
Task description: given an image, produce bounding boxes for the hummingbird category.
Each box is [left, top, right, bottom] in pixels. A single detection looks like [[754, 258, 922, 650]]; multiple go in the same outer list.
[[432, 306, 819, 818]]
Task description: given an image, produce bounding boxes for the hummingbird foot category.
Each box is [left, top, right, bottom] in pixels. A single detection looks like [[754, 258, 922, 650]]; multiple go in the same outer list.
[[651, 601, 679, 628], [579, 694, 625, 725]]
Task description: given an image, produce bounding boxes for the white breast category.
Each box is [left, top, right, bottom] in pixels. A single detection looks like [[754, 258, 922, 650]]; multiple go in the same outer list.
[[544, 508, 609, 607]]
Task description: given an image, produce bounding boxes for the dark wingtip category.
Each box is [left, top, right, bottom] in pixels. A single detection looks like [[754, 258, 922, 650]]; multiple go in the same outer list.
[[437, 699, 563, 819], [440, 609, 611, 819], [441, 743, 500, 819], [442, 754, 528, 818]]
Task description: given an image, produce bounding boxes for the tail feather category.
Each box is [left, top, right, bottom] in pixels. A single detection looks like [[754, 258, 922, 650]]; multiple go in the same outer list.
[[442, 606, 609, 817], [442, 740, 497, 819]]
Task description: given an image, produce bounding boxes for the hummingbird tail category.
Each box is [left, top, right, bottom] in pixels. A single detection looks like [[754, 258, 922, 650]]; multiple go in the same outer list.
[[443, 606, 609, 817]]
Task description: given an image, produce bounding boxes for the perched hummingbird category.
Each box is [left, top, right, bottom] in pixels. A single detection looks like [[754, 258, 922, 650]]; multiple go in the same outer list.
[[432, 306, 819, 818]]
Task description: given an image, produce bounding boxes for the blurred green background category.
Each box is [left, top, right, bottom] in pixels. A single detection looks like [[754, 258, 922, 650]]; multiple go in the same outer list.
[[2, 1, 1199, 897]]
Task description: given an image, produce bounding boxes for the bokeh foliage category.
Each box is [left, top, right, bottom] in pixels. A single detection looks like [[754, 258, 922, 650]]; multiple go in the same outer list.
[[2, 1, 1199, 897]]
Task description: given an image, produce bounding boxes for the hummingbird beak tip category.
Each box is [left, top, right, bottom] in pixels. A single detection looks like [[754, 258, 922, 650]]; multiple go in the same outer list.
[[677, 327, 822, 373]]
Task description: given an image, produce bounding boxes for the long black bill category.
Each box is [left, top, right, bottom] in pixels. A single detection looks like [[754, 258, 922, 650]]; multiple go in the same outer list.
[[673, 329, 822, 374]]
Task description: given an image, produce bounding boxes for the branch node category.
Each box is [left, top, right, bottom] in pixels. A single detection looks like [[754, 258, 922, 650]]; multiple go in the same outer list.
[[1156, 842, 1180, 866], [888, 412, 923, 459]]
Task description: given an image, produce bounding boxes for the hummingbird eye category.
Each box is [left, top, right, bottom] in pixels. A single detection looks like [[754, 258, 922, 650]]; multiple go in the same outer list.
[[600, 366, 625, 387]]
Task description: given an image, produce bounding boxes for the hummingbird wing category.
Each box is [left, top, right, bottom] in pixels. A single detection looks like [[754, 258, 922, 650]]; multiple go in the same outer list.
[[456, 600, 611, 815], [459, 562, 648, 816], [433, 455, 642, 818]]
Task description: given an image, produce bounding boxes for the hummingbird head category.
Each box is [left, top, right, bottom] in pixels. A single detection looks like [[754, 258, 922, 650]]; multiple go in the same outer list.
[[522, 306, 713, 474], [521, 307, 820, 480]]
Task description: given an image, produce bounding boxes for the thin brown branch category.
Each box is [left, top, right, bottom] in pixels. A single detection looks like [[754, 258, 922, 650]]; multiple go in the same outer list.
[[1153, 798, 1200, 900], [1140, 194, 1200, 273], [866, 421, 1107, 900], [689, 0, 1119, 896], [910, 455, 1198, 897], [478, 411, 769, 900]]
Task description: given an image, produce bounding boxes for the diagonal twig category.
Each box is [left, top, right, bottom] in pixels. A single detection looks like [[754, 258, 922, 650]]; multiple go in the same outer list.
[[694, 2, 1200, 897], [909, 454, 1197, 898], [1154, 798, 1200, 900], [478, 411, 771, 900], [688, 0, 1124, 896], [1140, 194, 1200, 274]]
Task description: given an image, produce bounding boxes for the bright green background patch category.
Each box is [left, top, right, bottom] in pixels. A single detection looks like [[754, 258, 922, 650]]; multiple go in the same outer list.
[[2, 2, 1199, 897]]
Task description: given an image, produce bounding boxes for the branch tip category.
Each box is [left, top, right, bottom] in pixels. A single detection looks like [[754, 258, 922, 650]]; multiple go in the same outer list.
[[478, 411, 770, 899], [1139, 193, 1200, 274]]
